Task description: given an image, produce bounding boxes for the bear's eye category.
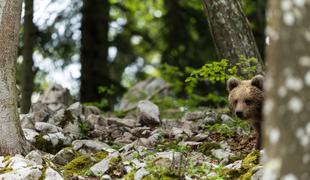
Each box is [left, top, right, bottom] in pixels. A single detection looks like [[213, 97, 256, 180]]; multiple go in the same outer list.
[[234, 100, 238, 105], [244, 99, 252, 106]]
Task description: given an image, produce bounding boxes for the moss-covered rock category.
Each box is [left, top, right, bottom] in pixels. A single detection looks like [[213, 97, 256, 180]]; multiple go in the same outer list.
[[198, 142, 221, 155], [94, 151, 109, 162], [63, 155, 94, 176], [219, 150, 260, 179], [33, 134, 67, 154]]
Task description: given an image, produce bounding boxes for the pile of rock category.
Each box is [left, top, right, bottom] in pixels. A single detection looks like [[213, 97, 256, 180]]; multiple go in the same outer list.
[[0, 83, 262, 179]]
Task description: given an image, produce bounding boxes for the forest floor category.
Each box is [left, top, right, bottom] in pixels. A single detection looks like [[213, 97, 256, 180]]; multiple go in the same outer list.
[[0, 79, 263, 180]]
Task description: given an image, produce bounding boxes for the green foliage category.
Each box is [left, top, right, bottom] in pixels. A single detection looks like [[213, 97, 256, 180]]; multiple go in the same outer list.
[[186, 56, 258, 93], [205, 124, 237, 138], [159, 63, 184, 94], [83, 85, 116, 110], [205, 118, 250, 138], [79, 122, 91, 139]]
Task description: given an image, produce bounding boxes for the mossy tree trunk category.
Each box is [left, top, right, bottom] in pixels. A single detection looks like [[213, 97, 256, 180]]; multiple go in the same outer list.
[[263, 1, 310, 179], [202, 0, 264, 74], [0, 0, 32, 155], [21, 0, 36, 114]]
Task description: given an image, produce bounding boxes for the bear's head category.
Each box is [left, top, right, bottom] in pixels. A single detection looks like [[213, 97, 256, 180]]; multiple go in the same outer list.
[[227, 75, 264, 121]]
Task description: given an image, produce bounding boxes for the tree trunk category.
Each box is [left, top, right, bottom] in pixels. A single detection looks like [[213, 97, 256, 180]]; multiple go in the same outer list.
[[21, 0, 36, 114], [80, 0, 110, 103], [263, 1, 310, 179], [0, 0, 32, 155], [202, 0, 264, 74]]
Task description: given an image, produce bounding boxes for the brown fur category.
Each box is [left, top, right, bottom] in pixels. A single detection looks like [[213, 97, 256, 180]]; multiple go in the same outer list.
[[227, 75, 264, 149]]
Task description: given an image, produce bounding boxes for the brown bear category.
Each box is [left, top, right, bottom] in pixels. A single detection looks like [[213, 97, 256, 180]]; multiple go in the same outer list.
[[227, 75, 264, 149]]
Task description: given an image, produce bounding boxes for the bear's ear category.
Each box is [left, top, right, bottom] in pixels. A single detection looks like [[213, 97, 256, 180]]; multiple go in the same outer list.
[[251, 75, 264, 90], [227, 77, 240, 92]]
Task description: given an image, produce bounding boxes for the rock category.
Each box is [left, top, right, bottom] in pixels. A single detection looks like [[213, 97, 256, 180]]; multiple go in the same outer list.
[[114, 132, 134, 144], [178, 141, 202, 148], [48, 109, 75, 127], [38, 84, 73, 106], [23, 128, 39, 143], [72, 140, 115, 153], [20, 114, 35, 129], [67, 102, 100, 121], [183, 111, 206, 121], [83, 105, 101, 118], [44, 167, 64, 180], [211, 148, 233, 164], [221, 114, 233, 123], [67, 102, 83, 117], [190, 133, 209, 142], [90, 158, 110, 176], [43, 132, 71, 146], [136, 100, 161, 127], [134, 168, 149, 180], [0, 155, 42, 180], [117, 77, 170, 111], [35, 122, 62, 134], [52, 148, 77, 165], [25, 150, 43, 165], [251, 166, 263, 180], [101, 175, 112, 180], [130, 127, 151, 138], [225, 160, 242, 169], [0, 167, 42, 180], [106, 117, 137, 128], [86, 115, 106, 129], [156, 151, 182, 162], [63, 119, 81, 139], [29, 103, 51, 122], [90, 153, 120, 176]]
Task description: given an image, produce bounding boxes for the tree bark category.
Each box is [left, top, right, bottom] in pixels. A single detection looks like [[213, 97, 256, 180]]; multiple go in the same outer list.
[[263, 1, 310, 179], [21, 0, 36, 114], [80, 0, 111, 103], [202, 0, 264, 74], [0, 0, 32, 155]]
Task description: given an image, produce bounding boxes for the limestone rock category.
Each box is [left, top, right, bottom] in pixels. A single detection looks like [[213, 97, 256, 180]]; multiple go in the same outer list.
[[136, 100, 161, 127], [52, 148, 77, 165], [44, 167, 64, 180], [38, 84, 73, 106], [35, 122, 62, 134]]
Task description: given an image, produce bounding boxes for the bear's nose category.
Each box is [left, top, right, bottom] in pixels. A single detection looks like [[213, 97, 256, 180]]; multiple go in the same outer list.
[[235, 111, 244, 118]]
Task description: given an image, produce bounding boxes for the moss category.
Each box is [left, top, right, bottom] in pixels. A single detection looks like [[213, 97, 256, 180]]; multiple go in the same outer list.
[[142, 158, 181, 180], [198, 142, 221, 155], [2, 156, 11, 163], [124, 171, 136, 180], [33, 134, 67, 154], [219, 150, 260, 179], [0, 167, 13, 174], [38, 163, 47, 180], [63, 155, 94, 176], [94, 151, 109, 162], [241, 150, 259, 170]]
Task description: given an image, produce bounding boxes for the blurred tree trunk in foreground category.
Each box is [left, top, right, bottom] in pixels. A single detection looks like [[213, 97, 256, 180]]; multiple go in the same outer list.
[[80, 0, 110, 103], [263, 1, 310, 179], [202, 0, 264, 74], [0, 0, 31, 155], [21, 0, 36, 113]]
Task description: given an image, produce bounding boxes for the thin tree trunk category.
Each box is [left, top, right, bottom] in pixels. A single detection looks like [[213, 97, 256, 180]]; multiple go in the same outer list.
[[202, 0, 264, 74], [80, 0, 110, 103], [263, 1, 310, 179], [21, 0, 36, 114], [0, 0, 32, 155]]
